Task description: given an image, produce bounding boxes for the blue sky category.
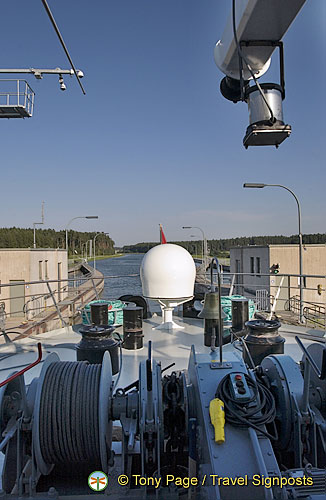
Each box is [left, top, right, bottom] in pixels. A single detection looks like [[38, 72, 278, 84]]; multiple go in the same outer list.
[[1, 1, 325, 246]]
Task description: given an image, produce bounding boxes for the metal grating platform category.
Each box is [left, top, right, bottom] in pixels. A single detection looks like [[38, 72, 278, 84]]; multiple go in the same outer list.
[[0, 105, 32, 118], [0, 79, 34, 118]]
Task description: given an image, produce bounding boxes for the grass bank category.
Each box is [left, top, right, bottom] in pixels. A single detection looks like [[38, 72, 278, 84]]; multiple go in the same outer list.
[[68, 254, 125, 266], [92, 253, 125, 261], [193, 255, 230, 265]]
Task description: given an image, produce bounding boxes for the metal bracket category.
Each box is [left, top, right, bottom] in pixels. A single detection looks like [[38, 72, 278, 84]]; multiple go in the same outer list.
[[239, 40, 285, 100], [210, 361, 232, 370], [120, 411, 137, 451], [0, 417, 19, 452]]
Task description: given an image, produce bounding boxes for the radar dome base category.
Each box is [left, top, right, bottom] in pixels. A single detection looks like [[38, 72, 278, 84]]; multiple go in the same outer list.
[[153, 298, 192, 331]]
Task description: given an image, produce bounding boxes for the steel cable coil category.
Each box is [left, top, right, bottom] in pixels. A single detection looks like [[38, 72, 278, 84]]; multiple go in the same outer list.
[[39, 361, 101, 464]]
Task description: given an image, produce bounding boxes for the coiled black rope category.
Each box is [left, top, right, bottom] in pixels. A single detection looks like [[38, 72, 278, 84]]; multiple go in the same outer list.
[[39, 361, 101, 464], [215, 372, 278, 441]]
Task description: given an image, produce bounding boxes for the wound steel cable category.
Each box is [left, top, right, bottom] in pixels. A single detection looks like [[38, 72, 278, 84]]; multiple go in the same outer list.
[[39, 361, 102, 464]]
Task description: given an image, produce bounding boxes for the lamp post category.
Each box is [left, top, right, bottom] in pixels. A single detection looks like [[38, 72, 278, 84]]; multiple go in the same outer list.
[[65, 216, 98, 256], [190, 235, 198, 256], [81, 241, 89, 261], [93, 232, 110, 270], [182, 226, 207, 266], [243, 183, 304, 323]]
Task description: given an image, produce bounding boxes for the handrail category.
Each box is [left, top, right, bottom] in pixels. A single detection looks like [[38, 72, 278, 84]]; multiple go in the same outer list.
[[0, 269, 324, 328], [0, 343, 42, 388], [0, 273, 138, 289]]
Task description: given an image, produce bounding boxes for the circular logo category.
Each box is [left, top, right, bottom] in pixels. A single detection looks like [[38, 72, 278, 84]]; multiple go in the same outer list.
[[88, 471, 108, 491]]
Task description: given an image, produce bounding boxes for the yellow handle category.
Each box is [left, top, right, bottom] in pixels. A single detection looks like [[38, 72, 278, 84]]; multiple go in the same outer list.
[[209, 398, 225, 444]]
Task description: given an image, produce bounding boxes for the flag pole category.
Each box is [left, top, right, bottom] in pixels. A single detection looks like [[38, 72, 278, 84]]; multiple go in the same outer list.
[[159, 224, 167, 244]]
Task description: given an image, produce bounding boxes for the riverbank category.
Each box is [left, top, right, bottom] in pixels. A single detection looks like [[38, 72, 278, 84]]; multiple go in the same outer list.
[[92, 253, 125, 261], [193, 255, 230, 265], [68, 254, 125, 266]]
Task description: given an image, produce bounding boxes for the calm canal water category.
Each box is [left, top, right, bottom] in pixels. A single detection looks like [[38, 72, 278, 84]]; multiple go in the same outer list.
[[95, 254, 143, 300]]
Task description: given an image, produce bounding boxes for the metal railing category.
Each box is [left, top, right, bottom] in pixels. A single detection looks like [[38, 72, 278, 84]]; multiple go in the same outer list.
[[304, 304, 326, 328], [207, 269, 326, 329], [287, 296, 326, 328], [0, 268, 325, 334], [23, 295, 43, 319], [0, 276, 99, 326], [0, 302, 6, 331], [0, 270, 141, 332], [0, 79, 35, 117]]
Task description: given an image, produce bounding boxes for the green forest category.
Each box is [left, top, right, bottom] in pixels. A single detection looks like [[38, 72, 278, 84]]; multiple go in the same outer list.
[[123, 233, 326, 256], [0, 227, 115, 256], [1, 229, 326, 258]]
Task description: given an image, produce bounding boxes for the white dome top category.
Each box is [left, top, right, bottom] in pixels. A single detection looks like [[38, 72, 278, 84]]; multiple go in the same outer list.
[[140, 244, 196, 299]]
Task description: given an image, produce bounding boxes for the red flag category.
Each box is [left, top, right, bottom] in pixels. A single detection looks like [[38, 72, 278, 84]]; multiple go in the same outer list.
[[159, 224, 167, 244]]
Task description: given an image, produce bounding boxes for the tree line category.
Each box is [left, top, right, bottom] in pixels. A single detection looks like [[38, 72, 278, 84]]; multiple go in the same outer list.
[[123, 233, 326, 256], [0, 227, 115, 256]]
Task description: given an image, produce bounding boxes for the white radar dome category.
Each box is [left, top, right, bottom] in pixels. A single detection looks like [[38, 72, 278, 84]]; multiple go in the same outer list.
[[140, 244, 196, 299]]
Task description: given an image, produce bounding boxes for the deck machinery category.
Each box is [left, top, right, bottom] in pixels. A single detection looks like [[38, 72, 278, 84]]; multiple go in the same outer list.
[[0, 333, 325, 500]]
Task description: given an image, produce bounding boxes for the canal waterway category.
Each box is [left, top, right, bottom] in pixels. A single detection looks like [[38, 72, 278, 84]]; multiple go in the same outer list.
[[95, 254, 143, 300]]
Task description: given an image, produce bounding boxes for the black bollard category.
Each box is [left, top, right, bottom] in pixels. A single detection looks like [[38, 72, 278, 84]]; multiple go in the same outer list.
[[232, 298, 249, 332], [77, 324, 119, 374], [243, 319, 285, 366], [123, 306, 143, 350], [90, 302, 108, 325]]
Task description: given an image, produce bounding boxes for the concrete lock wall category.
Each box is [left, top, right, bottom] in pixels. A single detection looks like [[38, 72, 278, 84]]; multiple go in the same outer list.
[[0, 249, 68, 317], [29, 249, 68, 317], [230, 246, 270, 298], [0, 250, 30, 317], [269, 244, 326, 309], [231, 244, 326, 313]]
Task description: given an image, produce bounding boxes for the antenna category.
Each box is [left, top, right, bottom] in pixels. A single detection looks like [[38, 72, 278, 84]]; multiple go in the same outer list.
[[33, 202, 45, 249]]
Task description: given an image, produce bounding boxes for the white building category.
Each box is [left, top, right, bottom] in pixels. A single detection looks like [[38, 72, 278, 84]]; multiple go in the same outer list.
[[230, 244, 326, 313]]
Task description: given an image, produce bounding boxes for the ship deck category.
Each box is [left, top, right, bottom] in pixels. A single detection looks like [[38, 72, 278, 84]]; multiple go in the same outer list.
[[0, 315, 325, 492], [1, 316, 324, 391]]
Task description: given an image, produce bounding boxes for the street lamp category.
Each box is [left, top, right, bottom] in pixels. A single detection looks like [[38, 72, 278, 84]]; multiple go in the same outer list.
[[81, 241, 88, 261], [182, 226, 207, 266], [190, 235, 199, 257], [65, 216, 98, 255], [243, 183, 304, 323], [93, 232, 110, 270]]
